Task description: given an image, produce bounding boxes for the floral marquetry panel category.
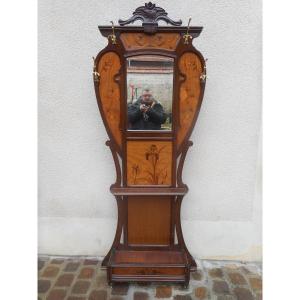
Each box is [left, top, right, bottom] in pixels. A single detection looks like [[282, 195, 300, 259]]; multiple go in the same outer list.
[[97, 52, 122, 148], [120, 33, 180, 51], [177, 52, 202, 149], [126, 141, 172, 185]]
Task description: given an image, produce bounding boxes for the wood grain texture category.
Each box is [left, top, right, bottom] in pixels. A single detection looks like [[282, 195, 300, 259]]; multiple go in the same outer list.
[[120, 33, 180, 51], [127, 141, 172, 186], [127, 196, 171, 245], [177, 52, 202, 148], [98, 52, 122, 147], [112, 267, 185, 275], [113, 249, 185, 264]]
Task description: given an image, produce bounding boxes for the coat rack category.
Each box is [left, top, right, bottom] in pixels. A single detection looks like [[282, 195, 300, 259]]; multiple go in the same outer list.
[[93, 2, 206, 286]]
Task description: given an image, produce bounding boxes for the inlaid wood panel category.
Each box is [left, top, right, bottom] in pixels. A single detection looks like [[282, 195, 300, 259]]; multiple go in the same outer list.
[[120, 33, 180, 51], [177, 52, 202, 148], [98, 52, 122, 147], [127, 196, 171, 245], [127, 141, 172, 186]]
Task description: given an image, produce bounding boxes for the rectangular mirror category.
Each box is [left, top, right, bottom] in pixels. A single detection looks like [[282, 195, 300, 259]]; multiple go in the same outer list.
[[127, 55, 173, 131]]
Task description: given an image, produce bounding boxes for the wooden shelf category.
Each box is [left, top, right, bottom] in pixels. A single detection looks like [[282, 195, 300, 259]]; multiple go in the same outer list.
[[110, 186, 188, 196]]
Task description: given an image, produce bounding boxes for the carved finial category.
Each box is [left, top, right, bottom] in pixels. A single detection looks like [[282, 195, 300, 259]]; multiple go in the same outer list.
[[118, 2, 182, 33]]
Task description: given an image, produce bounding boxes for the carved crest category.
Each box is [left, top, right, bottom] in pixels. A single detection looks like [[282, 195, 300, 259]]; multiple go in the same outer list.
[[118, 2, 182, 33]]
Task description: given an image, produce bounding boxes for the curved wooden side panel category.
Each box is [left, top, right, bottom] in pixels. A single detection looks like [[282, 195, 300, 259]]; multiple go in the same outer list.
[[97, 52, 122, 149], [120, 33, 180, 51], [177, 52, 203, 150]]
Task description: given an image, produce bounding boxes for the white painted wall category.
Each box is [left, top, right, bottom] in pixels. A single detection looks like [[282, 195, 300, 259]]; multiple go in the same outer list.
[[38, 0, 262, 261]]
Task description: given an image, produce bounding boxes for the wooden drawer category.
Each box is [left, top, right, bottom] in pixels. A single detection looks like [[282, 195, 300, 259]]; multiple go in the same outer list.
[[112, 266, 185, 276]]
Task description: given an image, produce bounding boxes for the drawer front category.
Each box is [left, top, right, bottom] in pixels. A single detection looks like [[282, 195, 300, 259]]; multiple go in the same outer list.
[[112, 266, 185, 276]]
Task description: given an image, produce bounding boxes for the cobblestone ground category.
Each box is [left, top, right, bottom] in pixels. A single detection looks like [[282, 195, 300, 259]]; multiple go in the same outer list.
[[38, 256, 262, 300]]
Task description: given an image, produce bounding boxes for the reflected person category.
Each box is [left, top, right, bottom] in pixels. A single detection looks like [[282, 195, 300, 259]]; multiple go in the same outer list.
[[128, 89, 167, 130]]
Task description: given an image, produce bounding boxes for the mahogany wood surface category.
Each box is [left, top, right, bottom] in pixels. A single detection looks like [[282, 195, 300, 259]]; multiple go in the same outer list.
[[97, 52, 122, 148], [177, 53, 202, 148], [120, 33, 180, 51], [127, 196, 171, 245]]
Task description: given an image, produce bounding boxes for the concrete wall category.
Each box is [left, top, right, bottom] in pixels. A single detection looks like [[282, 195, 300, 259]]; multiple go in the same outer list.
[[38, 0, 262, 261]]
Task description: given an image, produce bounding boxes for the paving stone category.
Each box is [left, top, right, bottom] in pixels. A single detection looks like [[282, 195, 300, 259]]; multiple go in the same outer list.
[[51, 258, 65, 264], [191, 270, 203, 280], [173, 295, 192, 300], [208, 268, 223, 278], [133, 291, 149, 300], [47, 289, 67, 300], [240, 265, 260, 275], [72, 280, 91, 294], [42, 266, 60, 278], [212, 281, 230, 294], [89, 289, 107, 300], [111, 283, 129, 296], [249, 277, 262, 291], [38, 260, 45, 271], [79, 267, 95, 279], [137, 282, 151, 287], [217, 296, 235, 300], [156, 285, 172, 298], [94, 274, 108, 288], [194, 287, 207, 299], [55, 274, 75, 287], [84, 259, 99, 265], [234, 287, 254, 300], [173, 283, 191, 292], [38, 279, 51, 293], [65, 262, 81, 272], [38, 256, 262, 300], [224, 264, 239, 271], [256, 292, 262, 300], [227, 272, 247, 285], [240, 266, 253, 275]]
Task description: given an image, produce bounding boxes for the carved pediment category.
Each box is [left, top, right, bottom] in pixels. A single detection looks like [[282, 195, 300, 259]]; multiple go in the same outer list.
[[118, 2, 182, 33]]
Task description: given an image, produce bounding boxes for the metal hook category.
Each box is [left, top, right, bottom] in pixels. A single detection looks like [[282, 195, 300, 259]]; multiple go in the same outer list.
[[92, 56, 100, 82], [183, 17, 192, 44], [108, 21, 117, 44], [201, 58, 208, 81]]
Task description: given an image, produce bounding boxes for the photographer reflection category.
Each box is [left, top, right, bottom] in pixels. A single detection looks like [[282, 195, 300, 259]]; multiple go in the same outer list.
[[128, 88, 167, 130]]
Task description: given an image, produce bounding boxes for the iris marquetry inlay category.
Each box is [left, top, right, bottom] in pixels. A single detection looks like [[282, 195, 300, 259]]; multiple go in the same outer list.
[[127, 141, 172, 186]]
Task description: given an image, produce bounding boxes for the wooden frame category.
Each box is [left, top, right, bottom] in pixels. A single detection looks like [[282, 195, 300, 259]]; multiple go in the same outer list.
[[93, 2, 206, 286]]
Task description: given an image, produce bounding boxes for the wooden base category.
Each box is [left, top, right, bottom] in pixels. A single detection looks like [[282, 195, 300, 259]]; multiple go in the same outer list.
[[100, 189, 197, 286], [104, 247, 192, 285]]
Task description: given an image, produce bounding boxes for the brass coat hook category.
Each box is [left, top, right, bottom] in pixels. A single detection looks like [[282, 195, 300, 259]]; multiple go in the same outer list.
[[183, 17, 192, 44], [92, 57, 100, 82], [108, 21, 117, 44], [200, 58, 208, 82]]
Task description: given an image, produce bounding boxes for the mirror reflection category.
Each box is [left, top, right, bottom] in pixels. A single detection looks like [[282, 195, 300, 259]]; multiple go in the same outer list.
[[127, 55, 173, 130]]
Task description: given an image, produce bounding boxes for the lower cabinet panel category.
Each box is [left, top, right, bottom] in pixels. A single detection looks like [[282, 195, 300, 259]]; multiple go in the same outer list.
[[112, 266, 185, 276], [127, 196, 172, 245]]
